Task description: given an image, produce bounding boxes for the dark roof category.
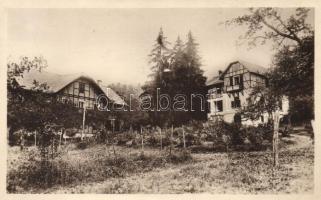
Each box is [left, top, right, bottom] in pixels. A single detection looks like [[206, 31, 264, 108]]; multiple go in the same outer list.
[[236, 60, 268, 75], [206, 60, 268, 86], [100, 85, 128, 106], [16, 69, 127, 105], [206, 76, 224, 86]]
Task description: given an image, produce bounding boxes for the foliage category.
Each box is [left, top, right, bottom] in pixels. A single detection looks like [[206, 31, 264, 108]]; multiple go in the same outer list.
[[107, 83, 150, 129], [7, 56, 90, 163], [142, 28, 207, 127], [226, 8, 313, 48], [241, 84, 282, 122], [226, 8, 314, 122], [270, 36, 314, 121]]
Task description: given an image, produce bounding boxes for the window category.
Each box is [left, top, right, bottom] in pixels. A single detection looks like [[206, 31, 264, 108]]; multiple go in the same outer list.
[[79, 82, 85, 93], [208, 88, 216, 94], [217, 87, 222, 94], [79, 101, 84, 108], [261, 115, 264, 122], [231, 97, 241, 108], [229, 77, 233, 86], [279, 100, 283, 110], [234, 76, 240, 85], [215, 100, 223, 112]]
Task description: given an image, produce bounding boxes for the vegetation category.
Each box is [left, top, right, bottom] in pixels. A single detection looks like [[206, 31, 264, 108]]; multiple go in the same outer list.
[[7, 145, 192, 193], [226, 8, 314, 123], [7, 132, 313, 193], [142, 28, 207, 127]]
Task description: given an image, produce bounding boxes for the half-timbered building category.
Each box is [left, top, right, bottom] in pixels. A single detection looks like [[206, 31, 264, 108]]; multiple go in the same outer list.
[[16, 69, 126, 110], [207, 60, 289, 125]]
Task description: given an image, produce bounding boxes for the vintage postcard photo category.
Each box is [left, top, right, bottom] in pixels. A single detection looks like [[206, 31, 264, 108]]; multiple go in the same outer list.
[[2, 1, 318, 197]]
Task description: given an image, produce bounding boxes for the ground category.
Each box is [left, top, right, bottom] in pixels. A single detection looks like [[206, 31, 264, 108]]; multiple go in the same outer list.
[[7, 131, 314, 194]]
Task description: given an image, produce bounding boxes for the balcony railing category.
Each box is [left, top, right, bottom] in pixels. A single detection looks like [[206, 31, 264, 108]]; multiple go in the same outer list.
[[226, 84, 242, 92], [208, 93, 223, 99]]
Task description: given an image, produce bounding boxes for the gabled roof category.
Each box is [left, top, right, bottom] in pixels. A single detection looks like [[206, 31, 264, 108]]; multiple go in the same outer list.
[[236, 60, 268, 75], [16, 70, 88, 93], [206, 76, 224, 86], [206, 60, 268, 86], [16, 69, 127, 106], [100, 86, 128, 106], [221, 60, 268, 78]]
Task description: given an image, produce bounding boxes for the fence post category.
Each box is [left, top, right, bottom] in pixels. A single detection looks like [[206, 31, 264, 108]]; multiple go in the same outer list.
[[182, 126, 186, 149], [170, 125, 173, 156], [141, 126, 144, 155], [160, 128, 162, 151], [273, 111, 280, 167], [34, 131, 37, 146]]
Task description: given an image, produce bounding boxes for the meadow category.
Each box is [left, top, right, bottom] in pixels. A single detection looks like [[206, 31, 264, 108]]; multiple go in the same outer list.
[[7, 132, 313, 194]]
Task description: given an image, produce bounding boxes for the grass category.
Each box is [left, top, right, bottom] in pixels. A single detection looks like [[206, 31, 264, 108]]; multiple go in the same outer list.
[[7, 144, 192, 193], [7, 133, 314, 194]]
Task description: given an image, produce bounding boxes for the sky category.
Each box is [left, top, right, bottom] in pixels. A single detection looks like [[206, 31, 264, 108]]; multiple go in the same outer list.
[[6, 8, 314, 85]]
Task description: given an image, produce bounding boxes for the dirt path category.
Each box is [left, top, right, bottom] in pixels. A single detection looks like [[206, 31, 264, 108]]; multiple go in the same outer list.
[[281, 133, 313, 150]]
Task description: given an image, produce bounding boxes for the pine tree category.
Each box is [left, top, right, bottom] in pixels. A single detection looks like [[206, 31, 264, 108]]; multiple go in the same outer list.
[[181, 31, 207, 121], [142, 28, 172, 126], [148, 27, 171, 77], [142, 30, 207, 127]]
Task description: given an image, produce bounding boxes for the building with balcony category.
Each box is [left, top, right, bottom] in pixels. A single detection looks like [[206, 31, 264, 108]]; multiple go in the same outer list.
[[206, 60, 289, 126]]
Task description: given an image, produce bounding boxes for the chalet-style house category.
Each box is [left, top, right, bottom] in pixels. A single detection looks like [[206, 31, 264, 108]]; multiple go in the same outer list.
[[206, 60, 289, 126], [15, 70, 127, 134], [16, 69, 126, 110]]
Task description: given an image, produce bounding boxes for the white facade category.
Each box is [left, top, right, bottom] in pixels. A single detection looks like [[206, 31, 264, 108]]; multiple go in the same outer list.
[[207, 61, 289, 126]]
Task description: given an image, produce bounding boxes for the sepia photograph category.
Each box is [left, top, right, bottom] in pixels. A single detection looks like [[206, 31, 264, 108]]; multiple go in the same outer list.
[[4, 4, 316, 195]]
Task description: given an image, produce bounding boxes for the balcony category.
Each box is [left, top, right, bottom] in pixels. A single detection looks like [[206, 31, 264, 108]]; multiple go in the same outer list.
[[226, 84, 242, 92], [208, 93, 223, 99]]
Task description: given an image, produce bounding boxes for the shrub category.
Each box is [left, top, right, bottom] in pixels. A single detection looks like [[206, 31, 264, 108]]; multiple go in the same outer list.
[[243, 124, 272, 150], [77, 141, 88, 149], [245, 126, 264, 147], [227, 123, 245, 145], [167, 150, 192, 164], [116, 132, 136, 145]]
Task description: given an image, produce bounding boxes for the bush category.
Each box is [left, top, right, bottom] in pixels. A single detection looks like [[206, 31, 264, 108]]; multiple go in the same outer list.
[[245, 126, 264, 147], [116, 132, 135, 145], [243, 124, 272, 150], [167, 150, 192, 164], [77, 141, 88, 149]]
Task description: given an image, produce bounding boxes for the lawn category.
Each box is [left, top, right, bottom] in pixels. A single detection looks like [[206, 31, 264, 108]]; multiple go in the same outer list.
[[7, 133, 314, 194]]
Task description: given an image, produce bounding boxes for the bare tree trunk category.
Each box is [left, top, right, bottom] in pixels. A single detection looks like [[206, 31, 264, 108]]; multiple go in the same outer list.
[[182, 126, 186, 149], [160, 128, 162, 151], [273, 111, 280, 167], [170, 125, 173, 156], [34, 131, 37, 146], [141, 126, 144, 155]]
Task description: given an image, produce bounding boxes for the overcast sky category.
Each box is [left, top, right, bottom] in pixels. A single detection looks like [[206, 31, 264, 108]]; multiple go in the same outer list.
[[6, 8, 314, 85]]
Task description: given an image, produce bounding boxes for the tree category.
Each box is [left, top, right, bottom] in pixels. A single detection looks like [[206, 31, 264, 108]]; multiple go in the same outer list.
[[7, 56, 83, 158], [226, 8, 314, 166], [270, 36, 314, 122], [142, 28, 172, 127], [226, 8, 313, 48], [108, 83, 150, 130], [226, 8, 314, 123], [142, 29, 207, 127], [171, 31, 207, 123], [241, 84, 281, 123]]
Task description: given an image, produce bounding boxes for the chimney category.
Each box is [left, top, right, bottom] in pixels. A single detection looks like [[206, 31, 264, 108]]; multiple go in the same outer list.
[[97, 80, 102, 86], [218, 70, 223, 75]]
